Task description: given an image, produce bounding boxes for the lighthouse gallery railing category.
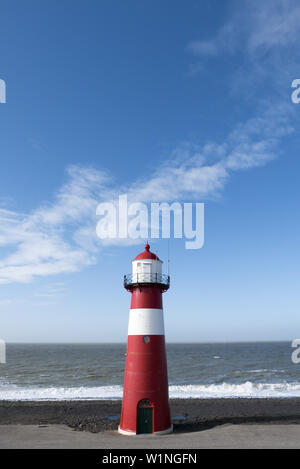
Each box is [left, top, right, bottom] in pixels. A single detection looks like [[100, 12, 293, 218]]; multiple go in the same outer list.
[[124, 273, 170, 289]]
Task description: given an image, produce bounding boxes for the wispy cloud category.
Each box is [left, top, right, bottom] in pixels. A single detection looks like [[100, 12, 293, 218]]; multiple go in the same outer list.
[[186, 0, 300, 74], [186, 0, 300, 88], [34, 282, 67, 297], [186, 40, 218, 57], [0, 167, 110, 284], [246, 0, 300, 54], [0, 101, 293, 284], [186, 22, 237, 59], [0, 0, 297, 284]]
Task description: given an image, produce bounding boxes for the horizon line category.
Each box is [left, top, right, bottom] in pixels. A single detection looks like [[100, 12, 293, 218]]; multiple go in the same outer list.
[[4, 340, 292, 345]]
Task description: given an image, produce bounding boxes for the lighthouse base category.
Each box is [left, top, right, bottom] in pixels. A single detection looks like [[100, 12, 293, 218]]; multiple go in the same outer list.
[[118, 425, 173, 436]]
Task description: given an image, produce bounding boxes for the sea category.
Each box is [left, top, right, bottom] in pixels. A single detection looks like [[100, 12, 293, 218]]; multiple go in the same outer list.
[[0, 342, 300, 400]]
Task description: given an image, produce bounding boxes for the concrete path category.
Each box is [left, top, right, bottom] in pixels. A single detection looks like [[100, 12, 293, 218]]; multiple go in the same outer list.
[[0, 424, 300, 449]]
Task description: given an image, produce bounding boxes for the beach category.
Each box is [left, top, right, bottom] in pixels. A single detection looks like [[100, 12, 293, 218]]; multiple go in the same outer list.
[[2, 423, 300, 449], [1, 398, 300, 448], [2, 343, 300, 448]]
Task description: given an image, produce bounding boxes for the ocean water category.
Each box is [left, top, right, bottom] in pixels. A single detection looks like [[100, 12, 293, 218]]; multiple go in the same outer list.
[[0, 342, 299, 400]]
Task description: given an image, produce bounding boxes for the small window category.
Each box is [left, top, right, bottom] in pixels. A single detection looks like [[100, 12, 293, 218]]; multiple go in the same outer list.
[[143, 336, 150, 343], [138, 399, 153, 408], [142, 263, 151, 274]]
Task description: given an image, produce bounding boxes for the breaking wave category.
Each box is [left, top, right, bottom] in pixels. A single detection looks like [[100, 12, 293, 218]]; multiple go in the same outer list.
[[1, 381, 300, 400]]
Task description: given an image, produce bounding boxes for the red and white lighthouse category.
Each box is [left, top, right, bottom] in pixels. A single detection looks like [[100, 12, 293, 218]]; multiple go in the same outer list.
[[119, 243, 172, 435]]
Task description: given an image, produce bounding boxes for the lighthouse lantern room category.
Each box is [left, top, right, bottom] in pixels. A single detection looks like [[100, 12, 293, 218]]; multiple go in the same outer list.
[[119, 243, 172, 435]]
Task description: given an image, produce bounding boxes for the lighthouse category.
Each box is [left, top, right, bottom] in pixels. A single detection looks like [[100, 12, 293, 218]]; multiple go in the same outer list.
[[118, 243, 172, 435]]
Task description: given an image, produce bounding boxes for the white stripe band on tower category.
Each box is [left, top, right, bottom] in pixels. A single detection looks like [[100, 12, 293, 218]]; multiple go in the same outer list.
[[128, 308, 165, 335]]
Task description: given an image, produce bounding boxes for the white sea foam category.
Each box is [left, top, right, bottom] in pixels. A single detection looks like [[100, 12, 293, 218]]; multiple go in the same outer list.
[[1, 381, 300, 400], [0, 385, 123, 401], [169, 382, 300, 398]]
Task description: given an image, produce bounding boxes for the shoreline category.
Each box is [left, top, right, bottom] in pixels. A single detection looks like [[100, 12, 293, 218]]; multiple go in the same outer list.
[[1, 398, 300, 433]]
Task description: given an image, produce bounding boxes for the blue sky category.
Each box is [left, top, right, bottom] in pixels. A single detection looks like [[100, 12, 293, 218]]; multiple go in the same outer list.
[[0, 0, 299, 342]]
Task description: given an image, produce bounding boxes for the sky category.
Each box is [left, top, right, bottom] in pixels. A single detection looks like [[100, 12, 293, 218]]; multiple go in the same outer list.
[[0, 0, 299, 342]]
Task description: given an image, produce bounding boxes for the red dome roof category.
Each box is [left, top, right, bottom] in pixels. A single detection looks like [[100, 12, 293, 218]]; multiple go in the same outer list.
[[134, 243, 160, 261]]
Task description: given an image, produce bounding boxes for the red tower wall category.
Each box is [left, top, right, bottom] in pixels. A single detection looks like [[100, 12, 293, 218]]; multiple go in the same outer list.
[[119, 284, 171, 434]]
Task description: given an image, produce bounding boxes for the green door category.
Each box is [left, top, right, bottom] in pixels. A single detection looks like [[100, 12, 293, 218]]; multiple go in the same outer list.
[[137, 407, 153, 434]]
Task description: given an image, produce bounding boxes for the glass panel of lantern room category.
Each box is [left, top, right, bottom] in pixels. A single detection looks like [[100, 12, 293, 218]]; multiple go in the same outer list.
[[142, 263, 151, 273], [142, 263, 151, 282]]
